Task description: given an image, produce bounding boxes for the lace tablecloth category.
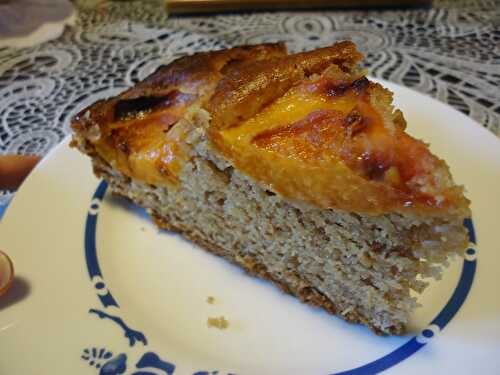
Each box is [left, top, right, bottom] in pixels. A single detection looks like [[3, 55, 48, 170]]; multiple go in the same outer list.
[[0, 0, 499, 203]]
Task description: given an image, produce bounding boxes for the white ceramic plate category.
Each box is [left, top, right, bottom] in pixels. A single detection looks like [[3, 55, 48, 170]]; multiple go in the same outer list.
[[1, 81, 500, 375]]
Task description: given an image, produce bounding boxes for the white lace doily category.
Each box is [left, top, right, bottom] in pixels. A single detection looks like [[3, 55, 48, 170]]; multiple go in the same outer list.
[[0, 0, 498, 202]]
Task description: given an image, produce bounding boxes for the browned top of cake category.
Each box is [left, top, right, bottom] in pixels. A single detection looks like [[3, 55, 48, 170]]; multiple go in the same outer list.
[[71, 43, 288, 185], [71, 41, 469, 216]]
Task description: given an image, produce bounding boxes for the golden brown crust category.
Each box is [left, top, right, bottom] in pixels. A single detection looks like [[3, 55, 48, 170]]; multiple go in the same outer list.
[[207, 41, 362, 131], [71, 43, 288, 186], [72, 41, 469, 216], [210, 74, 470, 216]]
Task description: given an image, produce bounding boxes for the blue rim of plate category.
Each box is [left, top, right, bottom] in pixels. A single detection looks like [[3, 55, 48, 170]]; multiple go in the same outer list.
[[83, 180, 477, 375]]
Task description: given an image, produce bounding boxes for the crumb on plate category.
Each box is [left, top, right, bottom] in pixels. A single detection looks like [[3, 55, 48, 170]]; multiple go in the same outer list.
[[207, 316, 229, 330]]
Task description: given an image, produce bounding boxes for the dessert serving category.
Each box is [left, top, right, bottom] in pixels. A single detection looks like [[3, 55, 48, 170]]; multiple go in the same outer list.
[[71, 41, 470, 335]]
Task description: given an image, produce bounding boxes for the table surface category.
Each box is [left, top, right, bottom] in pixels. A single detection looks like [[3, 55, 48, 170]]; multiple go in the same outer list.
[[0, 0, 499, 204]]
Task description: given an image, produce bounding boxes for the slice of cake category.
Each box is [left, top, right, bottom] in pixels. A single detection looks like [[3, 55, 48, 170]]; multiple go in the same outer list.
[[71, 42, 470, 334]]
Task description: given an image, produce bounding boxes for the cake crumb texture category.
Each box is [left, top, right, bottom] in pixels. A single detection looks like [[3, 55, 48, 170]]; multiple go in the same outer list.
[[207, 316, 229, 330]]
